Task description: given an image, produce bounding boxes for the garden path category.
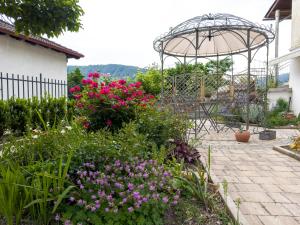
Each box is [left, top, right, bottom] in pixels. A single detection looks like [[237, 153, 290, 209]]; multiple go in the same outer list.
[[197, 128, 300, 225]]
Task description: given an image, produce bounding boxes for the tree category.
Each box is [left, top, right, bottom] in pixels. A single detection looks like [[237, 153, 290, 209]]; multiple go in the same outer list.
[[0, 0, 84, 37], [68, 68, 84, 98]]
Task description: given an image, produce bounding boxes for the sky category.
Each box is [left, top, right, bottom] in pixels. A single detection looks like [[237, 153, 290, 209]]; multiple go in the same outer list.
[[52, 0, 292, 69]]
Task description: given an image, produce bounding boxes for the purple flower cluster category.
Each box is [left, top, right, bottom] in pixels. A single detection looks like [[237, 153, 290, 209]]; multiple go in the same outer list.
[[68, 159, 180, 215]]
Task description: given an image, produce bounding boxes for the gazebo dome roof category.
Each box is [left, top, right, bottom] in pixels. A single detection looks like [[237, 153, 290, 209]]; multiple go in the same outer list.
[[154, 13, 274, 58]]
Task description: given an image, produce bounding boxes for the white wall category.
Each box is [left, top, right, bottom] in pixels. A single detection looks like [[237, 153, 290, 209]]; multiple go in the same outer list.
[[290, 57, 300, 116], [268, 86, 292, 110], [0, 35, 68, 99]]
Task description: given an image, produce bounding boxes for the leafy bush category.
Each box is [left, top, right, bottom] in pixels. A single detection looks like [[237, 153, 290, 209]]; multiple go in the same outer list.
[[167, 140, 200, 165], [8, 98, 31, 134], [70, 72, 155, 131], [136, 67, 163, 96], [0, 100, 8, 137], [58, 159, 180, 225], [241, 104, 263, 124], [136, 108, 189, 147], [0, 97, 72, 136], [266, 98, 300, 128]]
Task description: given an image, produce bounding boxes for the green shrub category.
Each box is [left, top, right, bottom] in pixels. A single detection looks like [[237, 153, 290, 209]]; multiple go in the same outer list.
[[136, 108, 189, 147], [8, 98, 31, 134], [0, 100, 8, 137], [136, 67, 163, 96], [241, 104, 263, 124], [265, 98, 299, 128]]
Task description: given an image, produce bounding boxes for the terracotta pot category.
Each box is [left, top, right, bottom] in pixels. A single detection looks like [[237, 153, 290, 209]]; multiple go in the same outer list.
[[235, 130, 250, 143], [284, 113, 296, 120]]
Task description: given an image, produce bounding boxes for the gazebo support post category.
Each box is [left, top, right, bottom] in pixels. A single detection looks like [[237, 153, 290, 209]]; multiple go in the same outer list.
[[263, 42, 270, 130], [160, 42, 165, 105], [246, 29, 251, 130]]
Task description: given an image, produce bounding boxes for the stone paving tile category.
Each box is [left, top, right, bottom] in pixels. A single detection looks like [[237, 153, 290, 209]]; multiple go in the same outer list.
[[238, 192, 273, 203], [243, 215, 264, 225], [261, 203, 292, 216], [259, 216, 299, 225], [197, 128, 300, 225], [267, 192, 291, 203], [284, 204, 300, 216], [240, 202, 269, 215], [260, 184, 283, 193]]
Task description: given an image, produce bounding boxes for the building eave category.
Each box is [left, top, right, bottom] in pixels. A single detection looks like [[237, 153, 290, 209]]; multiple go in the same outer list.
[[263, 0, 292, 21], [0, 20, 84, 59]]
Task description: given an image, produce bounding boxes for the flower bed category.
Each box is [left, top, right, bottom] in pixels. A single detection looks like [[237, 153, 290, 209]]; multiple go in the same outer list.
[[0, 76, 234, 225]]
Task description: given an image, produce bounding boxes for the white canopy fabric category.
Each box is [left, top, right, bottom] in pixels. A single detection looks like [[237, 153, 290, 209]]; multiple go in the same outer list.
[[154, 13, 274, 58]]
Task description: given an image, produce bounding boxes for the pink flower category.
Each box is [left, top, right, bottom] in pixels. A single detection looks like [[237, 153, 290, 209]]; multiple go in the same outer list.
[[105, 119, 112, 127], [91, 82, 98, 88], [118, 79, 126, 85], [74, 94, 82, 100], [100, 86, 110, 95], [74, 85, 81, 92], [82, 78, 88, 85], [69, 87, 75, 93], [89, 72, 100, 78], [135, 81, 142, 88], [88, 92, 95, 99]]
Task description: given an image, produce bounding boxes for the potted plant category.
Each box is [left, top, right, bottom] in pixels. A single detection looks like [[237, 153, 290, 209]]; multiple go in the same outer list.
[[235, 127, 250, 143]]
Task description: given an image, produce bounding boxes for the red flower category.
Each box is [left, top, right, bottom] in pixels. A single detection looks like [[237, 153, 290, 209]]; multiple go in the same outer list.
[[135, 81, 142, 88], [74, 85, 81, 92], [93, 72, 100, 78], [69, 87, 75, 93], [74, 94, 83, 100], [105, 119, 112, 127], [100, 86, 110, 95], [88, 73, 93, 78], [88, 92, 95, 98], [118, 79, 126, 85], [83, 121, 90, 129], [82, 79, 88, 85], [91, 82, 98, 88]]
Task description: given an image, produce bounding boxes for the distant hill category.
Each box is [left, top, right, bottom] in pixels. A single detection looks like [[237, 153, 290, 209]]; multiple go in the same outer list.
[[67, 64, 147, 79], [278, 73, 289, 84]]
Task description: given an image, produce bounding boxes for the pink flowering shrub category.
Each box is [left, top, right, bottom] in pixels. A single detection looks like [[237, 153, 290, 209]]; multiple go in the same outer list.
[[58, 159, 180, 224], [69, 72, 155, 131]]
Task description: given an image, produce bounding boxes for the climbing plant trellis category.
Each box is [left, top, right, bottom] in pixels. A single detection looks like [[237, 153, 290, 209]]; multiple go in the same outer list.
[[153, 13, 275, 138]]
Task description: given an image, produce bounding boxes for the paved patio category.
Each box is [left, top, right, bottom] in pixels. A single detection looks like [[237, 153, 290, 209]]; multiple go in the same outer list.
[[197, 128, 300, 225]]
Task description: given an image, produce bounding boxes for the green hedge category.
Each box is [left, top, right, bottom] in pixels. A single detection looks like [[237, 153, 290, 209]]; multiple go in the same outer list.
[[0, 97, 76, 137]]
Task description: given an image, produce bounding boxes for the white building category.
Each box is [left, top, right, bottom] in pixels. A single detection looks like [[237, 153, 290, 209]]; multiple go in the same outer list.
[[264, 0, 300, 116], [0, 19, 83, 99]]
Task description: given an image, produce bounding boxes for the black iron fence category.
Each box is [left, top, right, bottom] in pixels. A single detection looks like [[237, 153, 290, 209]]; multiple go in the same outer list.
[[0, 72, 67, 100]]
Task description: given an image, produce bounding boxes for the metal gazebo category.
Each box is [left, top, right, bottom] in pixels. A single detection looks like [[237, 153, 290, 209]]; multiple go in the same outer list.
[[153, 13, 275, 137]]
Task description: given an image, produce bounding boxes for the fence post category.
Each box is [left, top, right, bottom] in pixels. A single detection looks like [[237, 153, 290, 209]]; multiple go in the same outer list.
[[6, 73, 9, 99], [54, 79, 57, 98], [58, 80, 60, 97], [40, 73, 43, 99], [64, 80, 66, 97]]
